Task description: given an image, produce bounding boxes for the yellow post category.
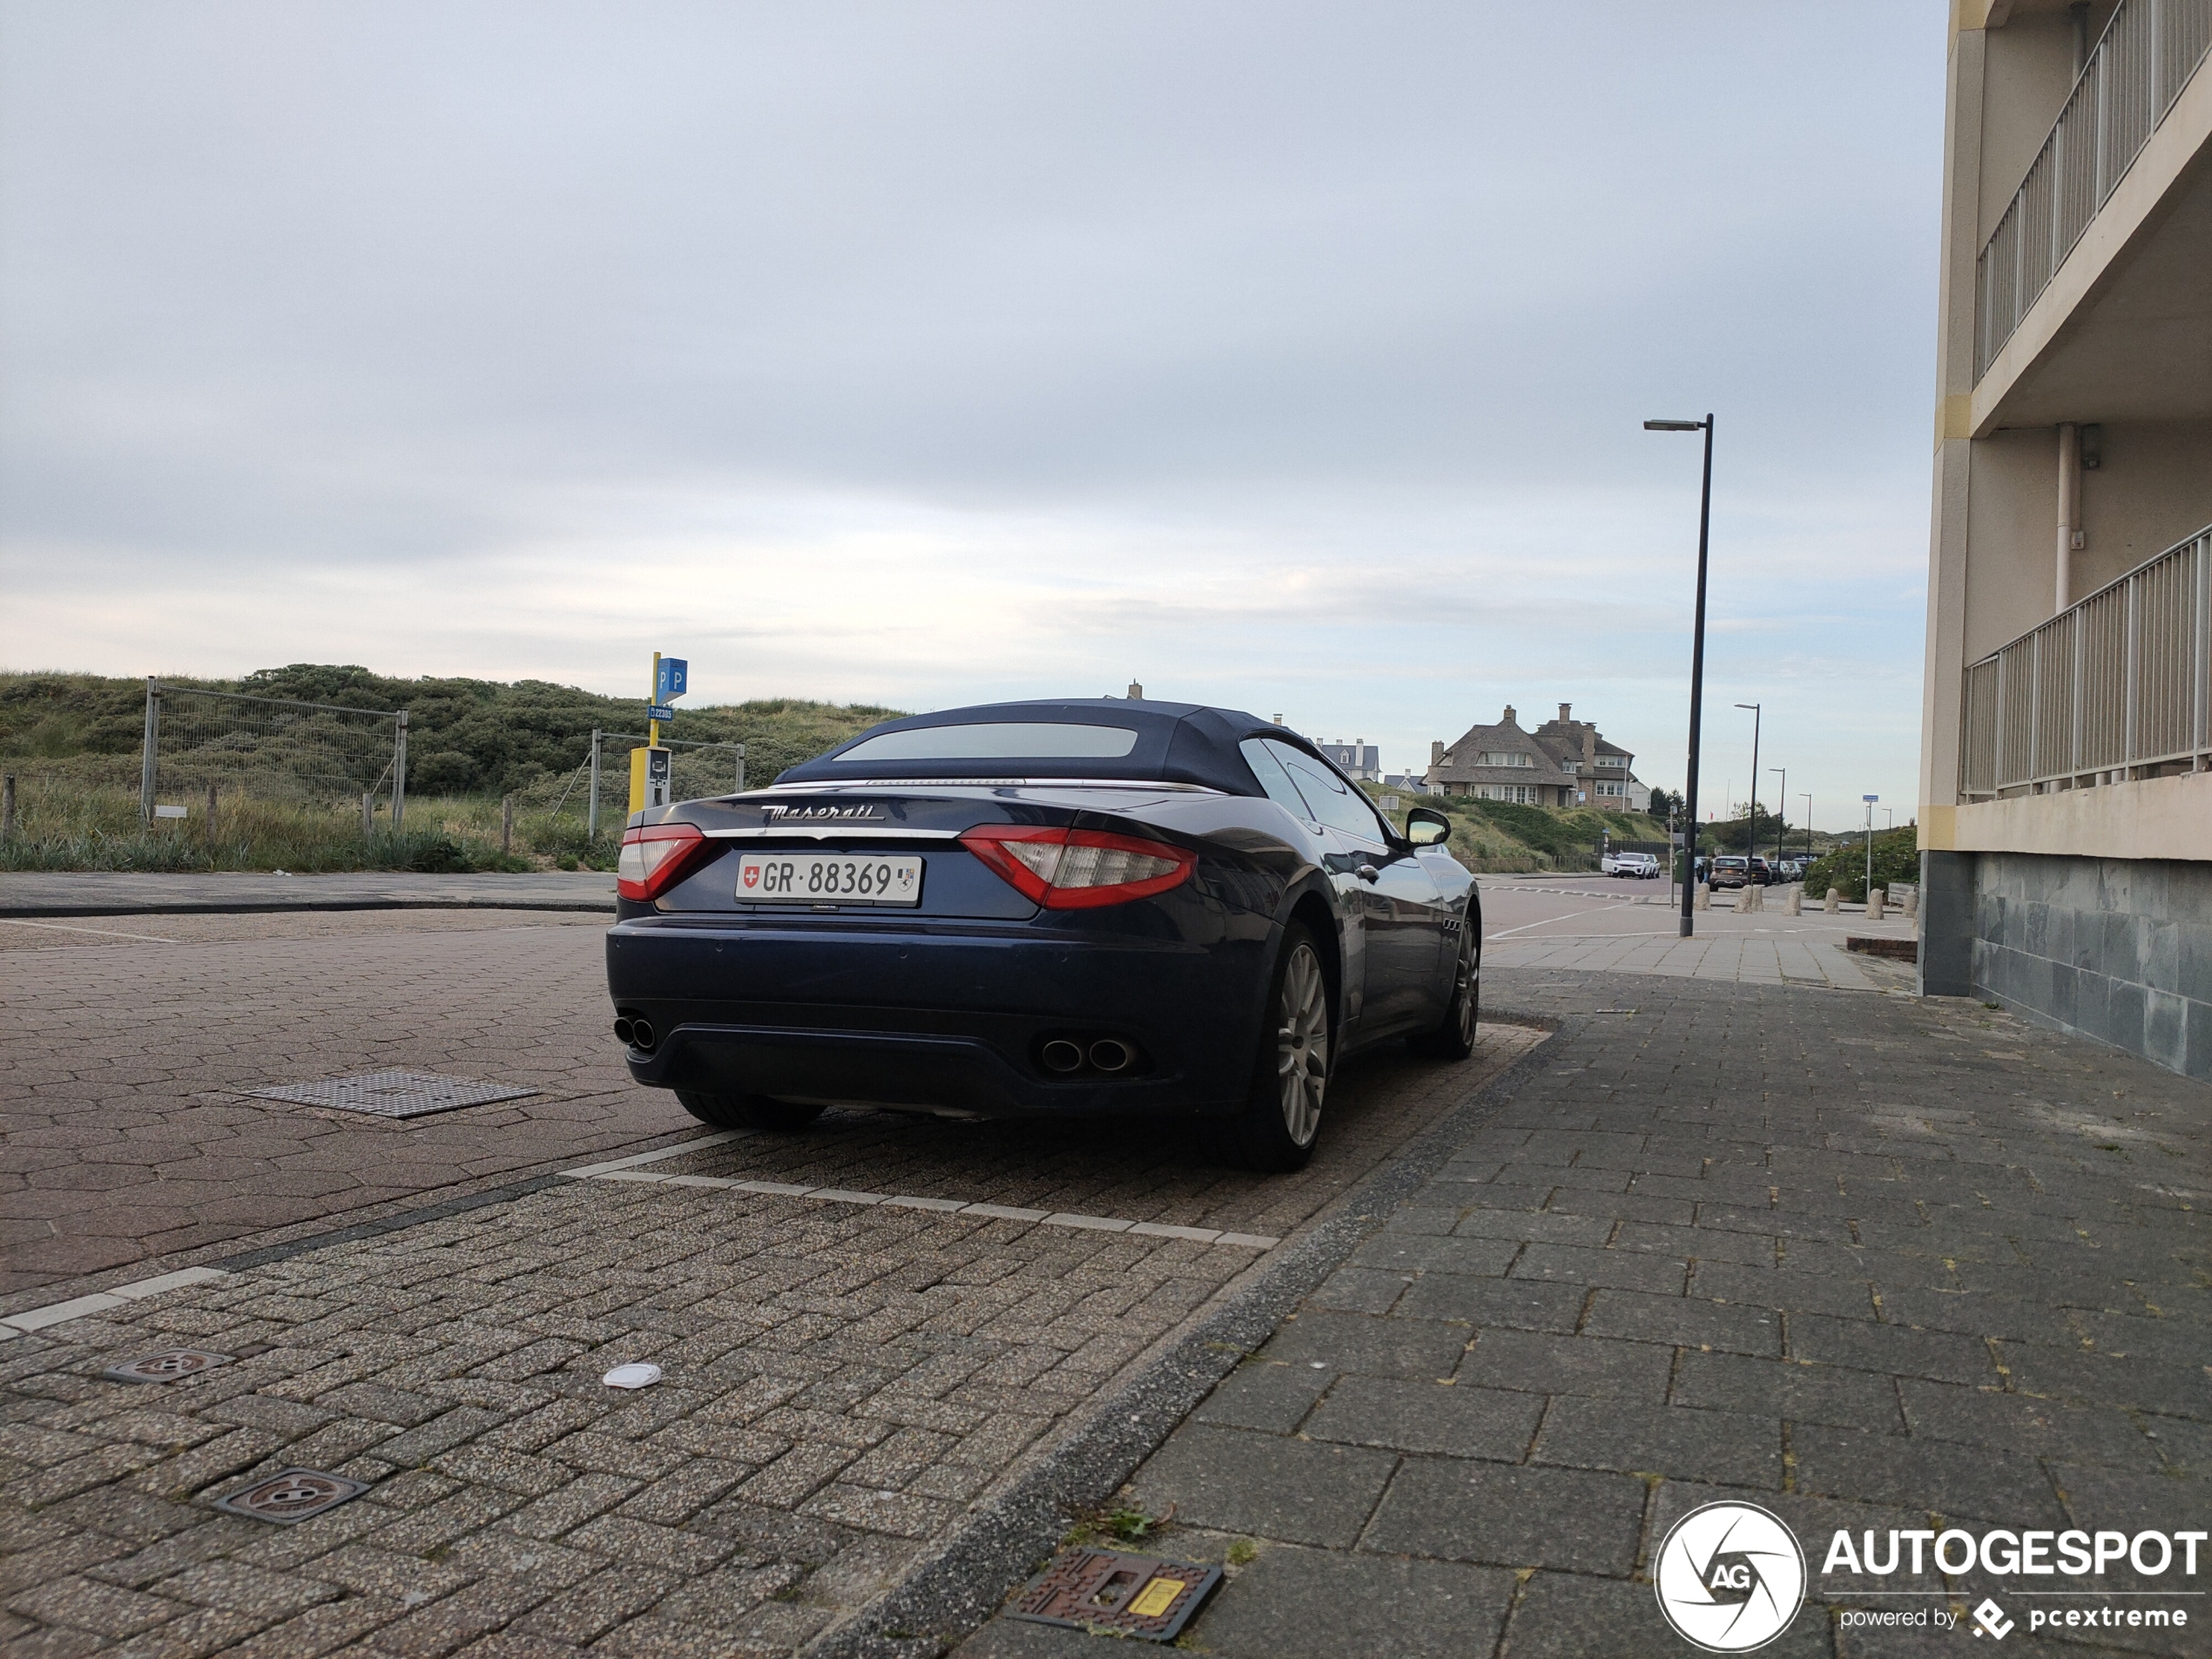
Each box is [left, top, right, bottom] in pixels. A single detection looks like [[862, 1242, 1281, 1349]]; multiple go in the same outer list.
[[628, 650, 662, 818]]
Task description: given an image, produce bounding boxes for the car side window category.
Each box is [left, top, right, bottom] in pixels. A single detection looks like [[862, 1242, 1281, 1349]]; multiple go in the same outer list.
[[1239, 739, 1317, 823], [1266, 741, 1390, 846]]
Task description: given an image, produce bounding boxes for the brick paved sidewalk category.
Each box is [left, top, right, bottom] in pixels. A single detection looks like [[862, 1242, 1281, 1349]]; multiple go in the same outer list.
[[960, 969, 2210, 1659]]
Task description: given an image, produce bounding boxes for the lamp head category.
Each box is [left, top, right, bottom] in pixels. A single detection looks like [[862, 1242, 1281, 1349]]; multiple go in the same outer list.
[[1643, 419, 1703, 431]]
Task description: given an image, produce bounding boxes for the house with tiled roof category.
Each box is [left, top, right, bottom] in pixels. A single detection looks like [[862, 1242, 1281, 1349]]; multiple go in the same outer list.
[[1423, 705, 1580, 804], [1530, 703, 1637, 808]]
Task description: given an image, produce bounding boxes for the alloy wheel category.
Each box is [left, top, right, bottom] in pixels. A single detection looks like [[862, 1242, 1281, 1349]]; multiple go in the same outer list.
[[1276, 942, 1329, 1147]]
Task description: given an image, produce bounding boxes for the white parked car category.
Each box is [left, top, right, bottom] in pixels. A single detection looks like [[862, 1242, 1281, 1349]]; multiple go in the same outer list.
[[1602, 851, 1661, 879]]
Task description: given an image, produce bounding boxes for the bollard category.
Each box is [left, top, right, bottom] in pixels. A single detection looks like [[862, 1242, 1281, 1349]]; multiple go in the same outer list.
[[502, 794, 514, 855], [206, 782, 219, 846], [1, 772, 12, 840], [1868, 887, 1885, 921], [1902, 886, 1919, 921], [1786, 885, 1802, 916], [1741, 882, 1761, 913], [1695, 886, 1711, 912], [362, 792, 374, 840], [1824, 887, 1841, 914]]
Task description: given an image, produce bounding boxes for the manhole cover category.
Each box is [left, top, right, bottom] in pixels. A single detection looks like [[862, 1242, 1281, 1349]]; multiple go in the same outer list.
[[212, 1468, 371, 1523], [1008, 1548, 1222, 1642], [248, 1071, 538, 1119], [103, 1349, 233, 1384]]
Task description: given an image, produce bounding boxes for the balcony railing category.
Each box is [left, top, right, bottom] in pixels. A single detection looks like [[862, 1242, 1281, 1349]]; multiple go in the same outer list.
[[1973, 0, 2212, 381], [1959, 524, 2212, 799]]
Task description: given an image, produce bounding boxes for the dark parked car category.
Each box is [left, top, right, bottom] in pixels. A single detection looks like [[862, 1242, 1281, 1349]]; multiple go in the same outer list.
[[1747, 857, 1774, 886], [604, 699, 1481, 1170]]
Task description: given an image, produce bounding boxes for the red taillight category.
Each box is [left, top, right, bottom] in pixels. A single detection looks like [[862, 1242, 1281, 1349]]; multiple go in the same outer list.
[[617, 823, 710, 901], [958, 825, 1196, 909]]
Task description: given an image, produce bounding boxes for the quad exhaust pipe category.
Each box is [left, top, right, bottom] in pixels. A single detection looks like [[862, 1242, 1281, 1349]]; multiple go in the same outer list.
[[1088, 1039, 1132, 1073], [1035, 1033, 1140, 1077]]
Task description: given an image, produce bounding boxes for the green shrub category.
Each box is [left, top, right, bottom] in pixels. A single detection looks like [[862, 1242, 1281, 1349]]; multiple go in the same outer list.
[[1801, 826, 1919, 902]]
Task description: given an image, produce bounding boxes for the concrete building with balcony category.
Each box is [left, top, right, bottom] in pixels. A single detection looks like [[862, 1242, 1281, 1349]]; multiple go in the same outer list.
[[1920, 0, 2211, 1079]]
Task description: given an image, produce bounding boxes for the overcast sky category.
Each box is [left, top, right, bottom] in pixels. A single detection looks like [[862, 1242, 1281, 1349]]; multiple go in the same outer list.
[[0, 3, 1944, 826]]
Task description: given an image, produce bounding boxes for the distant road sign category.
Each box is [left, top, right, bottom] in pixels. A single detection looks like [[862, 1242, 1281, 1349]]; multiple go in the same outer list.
[[648, 705, 676, 723], [656, 658, 688, 702]]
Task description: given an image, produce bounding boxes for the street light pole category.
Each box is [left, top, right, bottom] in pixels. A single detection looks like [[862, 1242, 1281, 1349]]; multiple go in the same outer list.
[[1646, 414, 1714, 937], [1770, 766, 1786, 870], [1736, 702, 1761, 869], [1863, 794, 1878, 900], [1799, 792, 1812, 864]]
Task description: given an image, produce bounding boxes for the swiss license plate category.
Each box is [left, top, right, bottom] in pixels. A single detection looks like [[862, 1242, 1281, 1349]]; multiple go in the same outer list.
[[735, 853, 923, 906]]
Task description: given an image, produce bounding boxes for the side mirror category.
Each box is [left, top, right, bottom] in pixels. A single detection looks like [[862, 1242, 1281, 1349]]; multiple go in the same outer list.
[[1406, 806, 1451, 846]]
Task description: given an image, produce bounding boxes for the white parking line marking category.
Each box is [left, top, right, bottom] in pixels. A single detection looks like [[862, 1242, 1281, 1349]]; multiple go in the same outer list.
[[1486, 901, 1639, 941], [558, 1162, 1279, 1247], [0, 1265, 232, 1339], [557, 1132, 745, 1179], [0, 917, 181, 943]]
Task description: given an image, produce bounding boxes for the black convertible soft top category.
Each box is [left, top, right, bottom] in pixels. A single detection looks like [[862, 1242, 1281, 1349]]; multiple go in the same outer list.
[[775, 698, 1320, 794]]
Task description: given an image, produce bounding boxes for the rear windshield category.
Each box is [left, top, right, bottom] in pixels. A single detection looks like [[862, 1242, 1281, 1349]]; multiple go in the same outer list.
[[836, 723, 1140, 762]]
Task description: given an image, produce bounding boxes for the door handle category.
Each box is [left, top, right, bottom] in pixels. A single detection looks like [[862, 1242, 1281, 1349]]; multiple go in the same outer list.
[[1356, 865, 1379, 883]]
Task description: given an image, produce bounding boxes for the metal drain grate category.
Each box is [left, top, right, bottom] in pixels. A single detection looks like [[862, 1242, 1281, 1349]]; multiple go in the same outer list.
[[103, 1349, 233, 1384], [249, 1071, 538, 1119], [212, 1468, 371, 1523], [1008, 1548, 1222, 1642]]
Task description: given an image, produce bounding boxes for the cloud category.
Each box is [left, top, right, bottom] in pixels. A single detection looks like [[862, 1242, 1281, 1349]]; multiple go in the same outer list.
[[0, 0, 1945, 814]]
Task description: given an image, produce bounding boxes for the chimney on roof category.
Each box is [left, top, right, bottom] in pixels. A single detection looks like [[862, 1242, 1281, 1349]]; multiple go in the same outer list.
[[1559, 702, 1572, 723], [1502, 705, 1516, 725], [1128, 682, 1143, 700], [1430, 740, 1445, 765]]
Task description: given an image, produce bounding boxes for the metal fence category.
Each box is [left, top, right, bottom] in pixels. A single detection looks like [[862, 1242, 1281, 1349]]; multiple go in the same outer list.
[[140, 681, 408, 827], [585, 730, 745, 837], [1974, 0, 2212, 379], [1959, 523, 2212, 798]]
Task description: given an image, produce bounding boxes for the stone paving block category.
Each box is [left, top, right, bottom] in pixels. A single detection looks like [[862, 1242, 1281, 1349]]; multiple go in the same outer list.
[[1533, 1396, 1782, 1487], [7, 1575, 185, 1639], [1183, 1541, 1516, 1659], [1446, 1209, 1615, 1247], [1670, 1352, 1905, 1431], [217, 1591, 406, 1659], [504, 1566, 679, 1646], [1302, 1267, 1409, 1315], [1392, 1275, 1584, 1332], [1784, 1312, 2002, 1386], [1505, 1568, 1835, 1659], [2000, 1345, 2211, 1417], [158, 1557, 340, 1621], [1788, 1422, 2068, 1525], [1126, 1424, 1397, 1548], [1579, 1288, 1780, 1356], [368, 1407, 510, 1470], [1191, 1361, 1335, 1433], [102, 1602, 263, 1659], [1897, 1380, 2162, 1467], [1510, 1243, 1687, 1295], [1346, 1234, 1520, 1278], [297, 1542, 473, 1606], [1256, 1311, 1468, 1379], [1361, 1459, 1645, 1575], [1689, 1261, 1880, 1320], [1302, 1375, 1543, 1460], [561, 1515, 736, 1577], [1453, 1330, 1673, 1401], [502, 1474, 642, 1541]]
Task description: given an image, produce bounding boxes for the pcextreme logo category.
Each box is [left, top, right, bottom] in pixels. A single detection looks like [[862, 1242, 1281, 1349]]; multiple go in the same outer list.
[[1654, 1502, 1807, 1652]]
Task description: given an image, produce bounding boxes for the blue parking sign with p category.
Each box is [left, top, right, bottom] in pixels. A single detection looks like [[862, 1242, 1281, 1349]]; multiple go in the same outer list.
[[657, 658, 688, 701]]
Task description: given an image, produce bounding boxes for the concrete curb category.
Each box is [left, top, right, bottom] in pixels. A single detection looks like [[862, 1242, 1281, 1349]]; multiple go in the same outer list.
[[799, 1008, 1564, 1659], [0, 897, 615, 918]]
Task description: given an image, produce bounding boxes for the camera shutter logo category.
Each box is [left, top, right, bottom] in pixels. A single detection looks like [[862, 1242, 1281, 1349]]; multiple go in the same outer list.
[[1654, 1501, 1807, 1652]]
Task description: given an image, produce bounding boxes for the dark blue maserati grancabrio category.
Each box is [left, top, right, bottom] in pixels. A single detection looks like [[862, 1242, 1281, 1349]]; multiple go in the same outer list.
[[604, 698, 1480, 1170]]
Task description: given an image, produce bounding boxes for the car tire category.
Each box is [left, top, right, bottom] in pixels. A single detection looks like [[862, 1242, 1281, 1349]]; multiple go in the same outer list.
[[1409, 916, 1479, 1061], [1215, 922, 1332, 1173], [675, 1091, 826, 1131]]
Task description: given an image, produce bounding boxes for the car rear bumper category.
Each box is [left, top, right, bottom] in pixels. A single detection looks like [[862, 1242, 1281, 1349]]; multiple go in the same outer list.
[[604, 914, 1271, 1117]]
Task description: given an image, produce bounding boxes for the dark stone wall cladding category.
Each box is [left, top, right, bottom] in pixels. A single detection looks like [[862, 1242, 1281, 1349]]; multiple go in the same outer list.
[[1967, 853, 2212, 1082]]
